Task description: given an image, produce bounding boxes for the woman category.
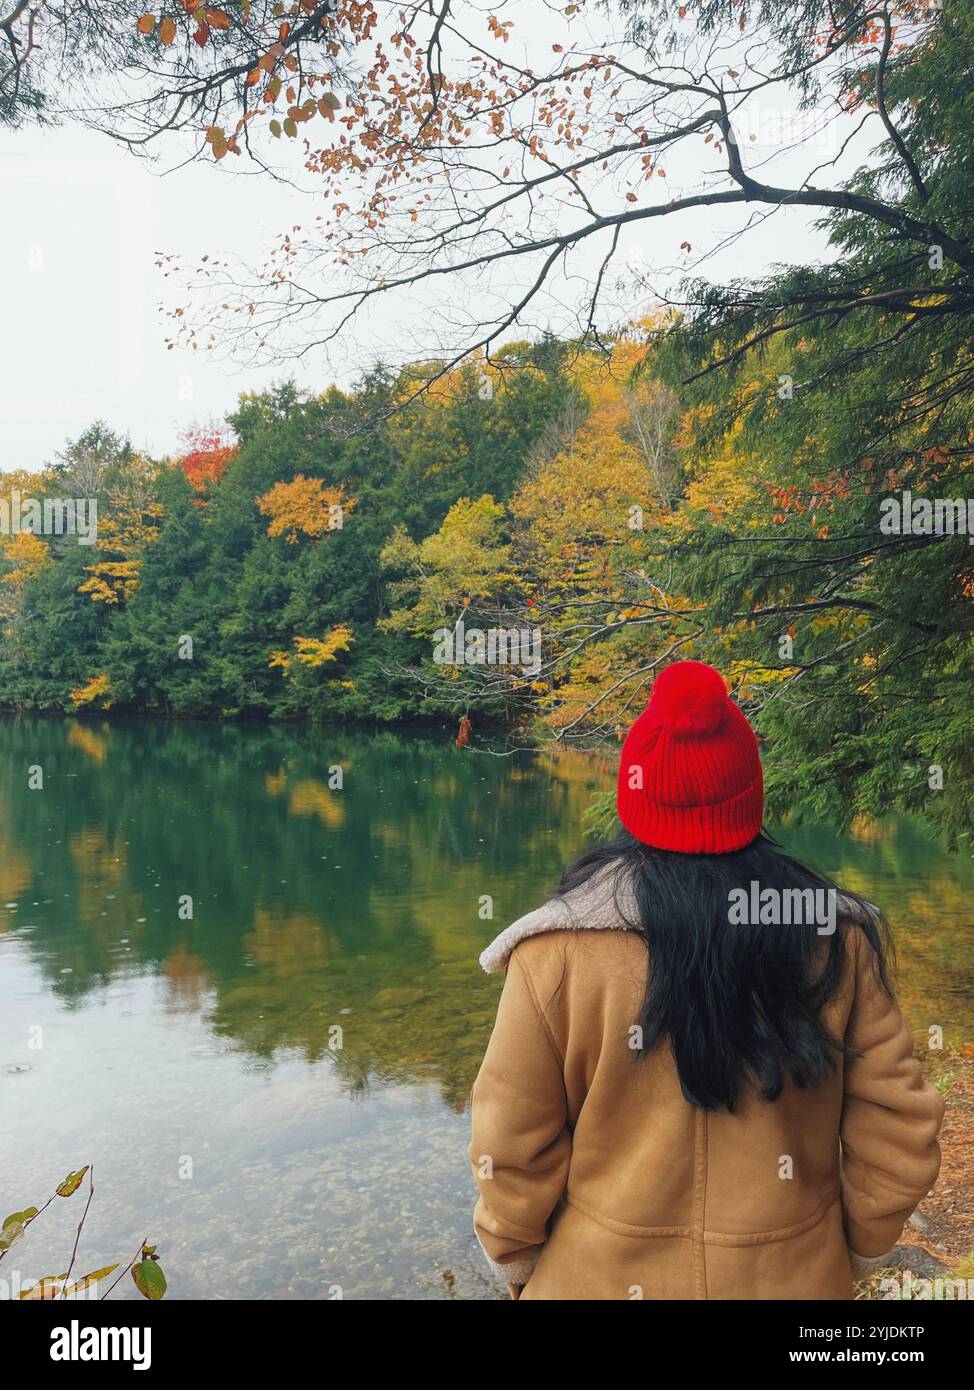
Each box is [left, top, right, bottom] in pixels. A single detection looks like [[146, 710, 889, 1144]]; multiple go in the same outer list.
[[469, 660, 944, 1300]]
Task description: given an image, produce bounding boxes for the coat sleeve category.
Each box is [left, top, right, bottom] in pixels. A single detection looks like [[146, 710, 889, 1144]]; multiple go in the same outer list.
[[468, 947, 572, 1287], [839, 930, 944, 1258]]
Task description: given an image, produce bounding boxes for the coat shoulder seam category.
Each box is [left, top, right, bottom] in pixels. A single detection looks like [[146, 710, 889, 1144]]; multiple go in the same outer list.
[[509, 948, 567, 1069]]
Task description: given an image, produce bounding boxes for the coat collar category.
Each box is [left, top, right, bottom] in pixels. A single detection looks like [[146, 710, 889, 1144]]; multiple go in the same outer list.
[[479, 865, 638, 974], [478, 866, 876, 973]]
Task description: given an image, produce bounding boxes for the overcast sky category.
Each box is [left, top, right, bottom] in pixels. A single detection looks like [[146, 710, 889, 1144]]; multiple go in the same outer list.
[[1, 124, 325, 473], [1, 53, 860, 474]]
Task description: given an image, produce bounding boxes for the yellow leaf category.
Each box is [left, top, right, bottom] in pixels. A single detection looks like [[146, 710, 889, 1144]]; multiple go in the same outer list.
[[20, 1275, 69, 1300], [56, 1167, 89, 1198], [63, 1265, 120, 1298]]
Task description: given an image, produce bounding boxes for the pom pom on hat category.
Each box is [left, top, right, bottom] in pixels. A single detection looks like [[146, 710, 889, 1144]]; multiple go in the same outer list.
[[649, 660, 728, 737]]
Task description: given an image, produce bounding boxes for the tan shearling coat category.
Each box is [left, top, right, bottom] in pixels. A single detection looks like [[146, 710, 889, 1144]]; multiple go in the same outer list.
[[469, 871, 944, 1300]]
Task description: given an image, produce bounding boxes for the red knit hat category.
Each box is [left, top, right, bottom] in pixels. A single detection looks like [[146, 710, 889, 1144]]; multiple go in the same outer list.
[[617, 661, 763, 854]]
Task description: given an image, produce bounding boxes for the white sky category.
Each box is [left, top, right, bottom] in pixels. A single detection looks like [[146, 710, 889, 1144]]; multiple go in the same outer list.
[[0, 21, 868, 474], [1, 125, 324, 472]]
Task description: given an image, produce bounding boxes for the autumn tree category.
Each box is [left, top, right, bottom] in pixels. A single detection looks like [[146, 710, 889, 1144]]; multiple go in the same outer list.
[[508, 334, 689, 740], [0, 468, 53, 634], [0, 431, 128, 707], [79, 453, 163, 604], [381, 493, 512, 624], [162, 3, 969, 379], [1, 0, 350, 157], [257, 472, 355, 540], [376, 336, 686, 725], [176, 424, 237, 491], [268, 622, 353, 673]]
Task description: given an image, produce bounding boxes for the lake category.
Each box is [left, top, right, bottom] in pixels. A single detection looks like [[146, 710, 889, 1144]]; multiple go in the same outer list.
[[1, 716, 970, 1299]]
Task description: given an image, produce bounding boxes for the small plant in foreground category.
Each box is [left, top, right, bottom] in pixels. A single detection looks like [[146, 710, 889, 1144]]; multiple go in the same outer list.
[[0, 1163, 166, 1300]]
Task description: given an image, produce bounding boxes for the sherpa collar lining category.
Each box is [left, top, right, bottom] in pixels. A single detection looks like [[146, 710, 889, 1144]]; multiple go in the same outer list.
[[479, 866, 637, 974]]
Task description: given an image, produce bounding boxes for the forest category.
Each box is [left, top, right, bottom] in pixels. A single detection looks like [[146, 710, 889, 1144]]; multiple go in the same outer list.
[[0, 0, 972, 846], [1, 301, 971, 845]]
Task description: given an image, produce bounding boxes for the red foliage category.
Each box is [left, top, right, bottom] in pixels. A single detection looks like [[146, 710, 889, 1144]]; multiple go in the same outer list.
[[177, 426, 236, 492]]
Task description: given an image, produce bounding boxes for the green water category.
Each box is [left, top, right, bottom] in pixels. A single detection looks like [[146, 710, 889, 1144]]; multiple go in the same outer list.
[[0, 717, 971, 1299]]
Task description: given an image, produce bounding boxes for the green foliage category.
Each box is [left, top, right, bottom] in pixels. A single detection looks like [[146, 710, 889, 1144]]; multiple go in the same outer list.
[[132, 1254, 168, 1301], [632, 0, 974, 844], [0, 358, 573, 726], [581, 789, 619, 841], [1, 1164, 165, 1301]]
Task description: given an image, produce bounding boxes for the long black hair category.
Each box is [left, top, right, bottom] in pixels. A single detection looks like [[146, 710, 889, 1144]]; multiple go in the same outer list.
[[554, 829, 892, 1112]]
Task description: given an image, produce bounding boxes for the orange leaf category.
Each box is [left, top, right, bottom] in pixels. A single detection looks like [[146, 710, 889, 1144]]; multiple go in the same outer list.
[[136, 13, 156, 33], [160, 16, 176, 44], [194, 20, 209, 44], [205, 7, 232, 28]]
